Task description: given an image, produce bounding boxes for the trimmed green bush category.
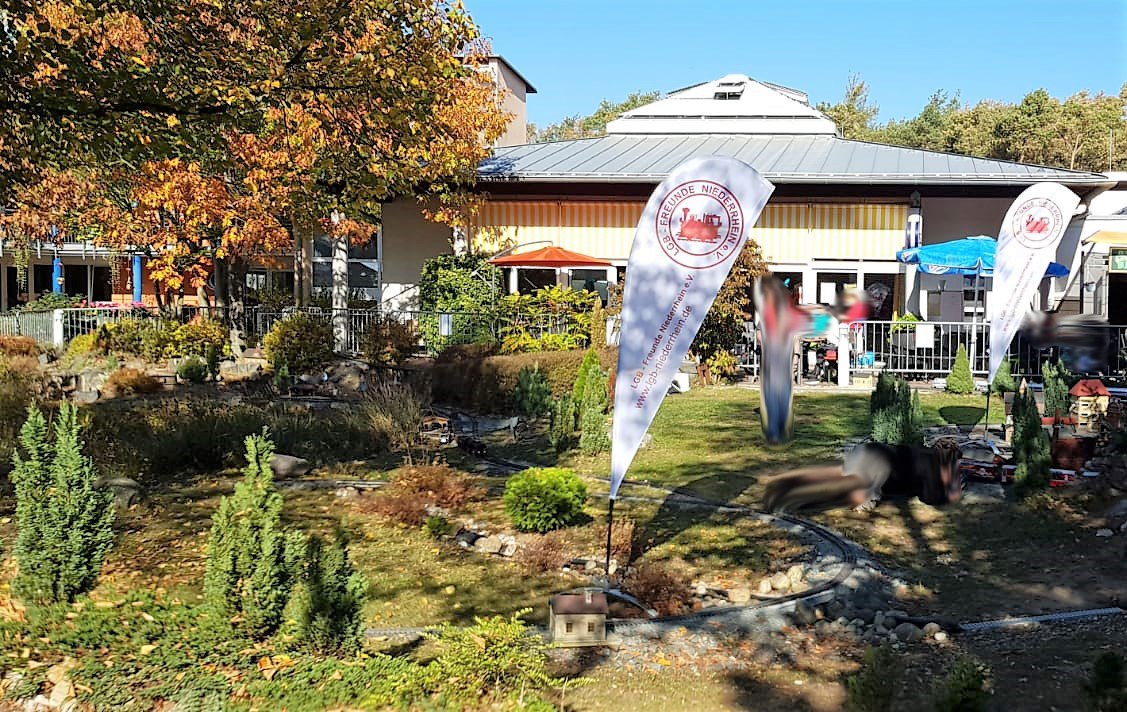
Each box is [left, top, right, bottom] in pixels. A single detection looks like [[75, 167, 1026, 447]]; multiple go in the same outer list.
[[946, 344, 975, 394], [579, 407, 610, 456], [572, 348, 601, 405], [515, 365, 553, 418], [845, 644, 902, 712], [930, 655, 992, 712], [11, 403, 115, 605], [204, 431, 304, 637], [503, 467, 587, 533], [263, 312, 334, 374], [284, 530, 367, 654], [991, 357, 1016, 392], [206, 343, 221, 380], [177, 355, 209, 384]]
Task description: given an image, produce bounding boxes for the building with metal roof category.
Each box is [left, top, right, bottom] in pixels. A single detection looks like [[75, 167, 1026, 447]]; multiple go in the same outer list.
[[380, 74, 1115, 321]]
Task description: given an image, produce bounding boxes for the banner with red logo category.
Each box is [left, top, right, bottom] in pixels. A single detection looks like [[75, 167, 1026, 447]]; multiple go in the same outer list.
[[988, 182, 1080, 382], [610, 157, 773, 499]]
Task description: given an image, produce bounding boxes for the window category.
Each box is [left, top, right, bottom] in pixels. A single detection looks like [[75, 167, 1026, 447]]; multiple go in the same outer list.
[[586, 622, 595, 633], [564, 622, 573, 633], [570, 268, 609, 304]]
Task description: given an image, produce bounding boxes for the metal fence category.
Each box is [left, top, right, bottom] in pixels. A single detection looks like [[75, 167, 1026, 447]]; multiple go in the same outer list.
[[735, 319, 1127, 381], [0, 310, 54, 345]]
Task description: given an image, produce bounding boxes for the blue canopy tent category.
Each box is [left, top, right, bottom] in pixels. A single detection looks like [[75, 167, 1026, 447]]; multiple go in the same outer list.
[[896, 235, 1069, 277], [895, 236, 1071, 385]]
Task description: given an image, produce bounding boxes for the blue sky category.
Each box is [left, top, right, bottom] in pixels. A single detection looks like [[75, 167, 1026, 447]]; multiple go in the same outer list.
[[466, 0, 1127, 128]]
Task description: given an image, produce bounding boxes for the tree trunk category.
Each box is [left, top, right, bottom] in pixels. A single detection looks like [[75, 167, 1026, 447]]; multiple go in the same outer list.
[[214, 258, 229, 324]]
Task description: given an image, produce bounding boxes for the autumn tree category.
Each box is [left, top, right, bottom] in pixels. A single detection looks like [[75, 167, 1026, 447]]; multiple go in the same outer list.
[[2, 0, 510, 309], [815, 73, 879, 140], [530, 91, 661, 142]]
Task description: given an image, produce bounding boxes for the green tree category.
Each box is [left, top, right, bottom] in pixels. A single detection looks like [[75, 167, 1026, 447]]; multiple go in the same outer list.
[[204, 431, 303, 637], [691, 240, 769, 366], [946, 344, 975, 394], [11, 404, 115, 605], [816, 73, 879, 140], [1012, 389, 1051, 493], [531, 90, 661, 142]]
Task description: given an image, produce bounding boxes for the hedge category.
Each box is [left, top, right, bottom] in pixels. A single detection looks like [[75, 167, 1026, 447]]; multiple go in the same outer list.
[[431, 347, 616, 415]]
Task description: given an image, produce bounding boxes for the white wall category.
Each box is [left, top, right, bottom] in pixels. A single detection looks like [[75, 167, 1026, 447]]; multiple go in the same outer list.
[[490, 60, 529, 147], [380, 200, 454, 310]]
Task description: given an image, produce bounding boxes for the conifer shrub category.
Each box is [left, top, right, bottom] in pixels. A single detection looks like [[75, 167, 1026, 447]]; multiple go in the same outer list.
[[930, 655, 992, 712], [204, 431, 304, 638], [579, 407, 610, 456], [1083, 651, 1127, 712], [572, 348, 601, 405], [11, 403, 115, 605], [206, 343, 221, 380], [992, 358, 1016, 392], [1011, 388, 1051, 494], [263, 312, 334, 374], [426, 611, 560, 703], [284, 531, 368, 654], [870, 373, 923, 446], [548, 394, 576, 452], [946, 344, 975, 394], [503, 467, 587, 533], [515, 365, 553, 418], [845, 644, 902, 712], [1042, 357, 1071, 421], [177, 355, 209, 384]]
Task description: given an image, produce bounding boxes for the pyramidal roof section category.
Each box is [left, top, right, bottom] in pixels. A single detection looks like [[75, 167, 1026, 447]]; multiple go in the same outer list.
[[606, 74, 839, 136]]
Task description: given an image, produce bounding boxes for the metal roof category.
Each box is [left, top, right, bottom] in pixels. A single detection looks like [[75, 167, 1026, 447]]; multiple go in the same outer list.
[[478, 134, 1111, 186]]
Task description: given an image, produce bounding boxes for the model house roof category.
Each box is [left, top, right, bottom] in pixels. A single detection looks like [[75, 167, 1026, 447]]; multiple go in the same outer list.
[[550, 591, 608, 615], [478, 133, 1111, 186], [1069, 379, 1110, 397], [606, 74, 837, 135]]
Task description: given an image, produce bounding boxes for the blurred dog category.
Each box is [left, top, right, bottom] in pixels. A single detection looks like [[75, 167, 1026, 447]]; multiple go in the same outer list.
[[763, 439, 963, 514]]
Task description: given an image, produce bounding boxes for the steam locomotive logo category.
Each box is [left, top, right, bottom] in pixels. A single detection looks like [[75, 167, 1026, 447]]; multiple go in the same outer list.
[[655, 180, 745, 269], [1011, 197, 1063, 249]]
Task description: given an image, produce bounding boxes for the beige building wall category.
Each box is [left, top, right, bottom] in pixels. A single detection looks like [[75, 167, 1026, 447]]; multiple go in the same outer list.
[[380, 200, 453, 310], [490, 59, 530, 147], [920, 197, 1012, 243]]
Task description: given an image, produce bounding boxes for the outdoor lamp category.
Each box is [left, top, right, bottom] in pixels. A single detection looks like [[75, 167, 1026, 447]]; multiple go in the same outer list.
[[1084, 281, 1098, 294]]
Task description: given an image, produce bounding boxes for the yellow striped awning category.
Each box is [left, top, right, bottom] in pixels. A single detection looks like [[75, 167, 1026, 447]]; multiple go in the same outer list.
[[469, 201, 908, 263]]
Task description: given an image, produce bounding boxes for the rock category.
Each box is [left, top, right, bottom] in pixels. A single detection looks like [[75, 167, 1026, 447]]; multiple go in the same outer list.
[[74, 390, 99, 404], [584, 559, 598, 572], [793, 600, 817, 625], [857, 608, 876, 625], [934, 631, 949, 643], [887, 609, 909, 621], [94, 476, 143, 509], [849, 618, 865, 629], [893, 622, 924, 643], [327, 361, 367, 392], [826, 600, 846, 619], [873, 611, 885, 628], [500, 541, 518, 558], [922, 622, 943, 637], [1096, 528, 1115, 537], [607, 560, 618, 575], [1105, 500, 1127, 531], [475, 535, 504, 555], [728, 586, 752, 604], [79, 370, 107, 392], [814, 606, 826, 621], [770, 572, 791, 592], [758, 578, 774, 595], [269, 454, 312, 479], [454, 530, 480, 548], [961, 481, 1006, 504], [334, 486, 360, 499]]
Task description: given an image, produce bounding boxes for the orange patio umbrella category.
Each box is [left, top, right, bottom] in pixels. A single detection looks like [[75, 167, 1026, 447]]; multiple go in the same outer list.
[[487, 246, 612, 268]]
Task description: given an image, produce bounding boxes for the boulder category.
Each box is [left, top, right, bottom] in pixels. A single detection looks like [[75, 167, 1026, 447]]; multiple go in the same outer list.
[[475, 535, 504, 555], [893, 622, 924, 643], [454, 530, 480, 548], [334, 486, 360, 499], [269, 454, 312, 479], [792, 600, 817, 625], [922, 622, 943, 637], [757, 578, 773, 595], [1104, 499, 1127, 531], [728, 586, 752, 604], [770, 572, 791, 592], [79, 370, 107, 393], [499, 540, 518, 558], [74, 390, 99, 404], [95, 476, 143, 509], [786, 564, 805, 585], [1096, 528, 1115, 537], [934, 630, 949, 643]]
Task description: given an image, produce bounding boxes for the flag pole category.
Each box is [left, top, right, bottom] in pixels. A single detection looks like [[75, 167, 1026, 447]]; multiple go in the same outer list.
[[604, 497, 615, 576]]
